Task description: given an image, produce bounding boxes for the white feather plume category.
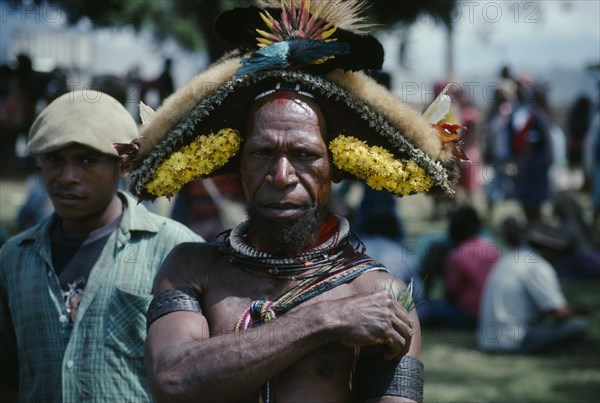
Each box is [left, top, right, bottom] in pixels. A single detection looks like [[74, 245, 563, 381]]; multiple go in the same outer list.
[[422, 83, 452, 124], [139, 101, 157, 126]]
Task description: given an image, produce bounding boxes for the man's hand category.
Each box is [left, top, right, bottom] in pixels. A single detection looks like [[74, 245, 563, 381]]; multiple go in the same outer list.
[[331, 290, 415, 360]]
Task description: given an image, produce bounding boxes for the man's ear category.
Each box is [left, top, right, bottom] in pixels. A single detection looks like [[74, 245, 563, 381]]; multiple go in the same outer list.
[[118, 160, 129, 179]]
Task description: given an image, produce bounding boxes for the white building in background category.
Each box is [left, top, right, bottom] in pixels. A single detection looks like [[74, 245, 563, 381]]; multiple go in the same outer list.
[[1, 0, 207, 97], [9, 27, 94, 83]]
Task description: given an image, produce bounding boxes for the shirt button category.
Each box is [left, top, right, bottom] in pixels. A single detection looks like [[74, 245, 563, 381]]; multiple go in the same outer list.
[[48, 271, 53, 277], [66, 360, 74, 369], [59, 315, 68, 323]]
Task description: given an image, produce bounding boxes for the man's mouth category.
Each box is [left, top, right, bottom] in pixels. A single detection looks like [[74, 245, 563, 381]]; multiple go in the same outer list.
[[52, 192, 85, 202], [265, 202, 300, 209], [261, 203, 304, 219]]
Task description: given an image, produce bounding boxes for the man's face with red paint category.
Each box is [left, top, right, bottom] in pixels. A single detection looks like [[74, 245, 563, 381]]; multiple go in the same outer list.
[[240, 93, 332, 253]]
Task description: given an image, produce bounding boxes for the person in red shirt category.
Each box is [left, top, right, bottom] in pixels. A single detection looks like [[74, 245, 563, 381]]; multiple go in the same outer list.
[[418, 206, 500, 328], [445, 207, 500, 320]]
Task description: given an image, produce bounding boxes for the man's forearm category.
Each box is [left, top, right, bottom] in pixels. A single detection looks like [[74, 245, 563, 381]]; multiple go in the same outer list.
[[147, 288, 416, 402], [147, 306, 337, 402]]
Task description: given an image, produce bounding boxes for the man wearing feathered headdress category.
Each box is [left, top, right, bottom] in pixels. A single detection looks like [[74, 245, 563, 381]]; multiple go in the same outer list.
[[132, 1, 462, 402]]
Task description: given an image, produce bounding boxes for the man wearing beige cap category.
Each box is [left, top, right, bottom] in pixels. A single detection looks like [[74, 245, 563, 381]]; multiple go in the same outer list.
[[0, 90, 202, 402]]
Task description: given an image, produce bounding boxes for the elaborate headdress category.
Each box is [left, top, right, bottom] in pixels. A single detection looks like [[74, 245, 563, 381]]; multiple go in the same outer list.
[[118, 0, 461, 201]]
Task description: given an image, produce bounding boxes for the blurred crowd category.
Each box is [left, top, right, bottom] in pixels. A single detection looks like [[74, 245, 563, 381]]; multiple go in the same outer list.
[[1, 56, 599, 355], [0, 54, 176, 175], [0, 54, 68, 175]]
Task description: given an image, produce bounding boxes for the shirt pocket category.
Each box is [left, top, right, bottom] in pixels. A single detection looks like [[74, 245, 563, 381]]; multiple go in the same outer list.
[[105, 286, 152, 358]]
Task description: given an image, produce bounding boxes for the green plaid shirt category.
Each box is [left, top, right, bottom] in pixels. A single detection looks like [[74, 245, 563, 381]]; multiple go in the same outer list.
[[0, 192, 203, 403]]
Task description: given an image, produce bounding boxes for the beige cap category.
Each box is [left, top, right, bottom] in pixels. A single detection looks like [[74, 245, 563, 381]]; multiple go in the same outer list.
[[28, 90, 138, 156]]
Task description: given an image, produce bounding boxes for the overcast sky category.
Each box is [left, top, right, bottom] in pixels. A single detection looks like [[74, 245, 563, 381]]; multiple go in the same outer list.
[[414, 0, 599, 75], [381, 0, 600, 106]]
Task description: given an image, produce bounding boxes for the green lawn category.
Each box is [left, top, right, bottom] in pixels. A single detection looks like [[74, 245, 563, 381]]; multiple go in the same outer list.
[[388, 187, 600, 402], [421, 281, 600, 402]]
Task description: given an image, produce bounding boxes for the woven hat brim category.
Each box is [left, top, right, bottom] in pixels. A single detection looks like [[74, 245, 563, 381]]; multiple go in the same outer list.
[[129, 58, 456, 200]]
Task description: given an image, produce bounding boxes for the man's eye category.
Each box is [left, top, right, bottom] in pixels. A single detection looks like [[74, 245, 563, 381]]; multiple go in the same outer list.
[[80, 157, 99, 165], [296, 151, 316, 158], [252, 149, 269, 156], [42, 155, 59, 163]]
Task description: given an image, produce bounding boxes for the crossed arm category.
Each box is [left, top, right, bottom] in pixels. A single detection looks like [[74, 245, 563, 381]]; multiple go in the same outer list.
[[144, 245, 421, 402]]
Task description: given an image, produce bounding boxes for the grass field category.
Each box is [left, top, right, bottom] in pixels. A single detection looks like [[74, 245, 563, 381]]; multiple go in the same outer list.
[[421, 280, 600, 402], [356, 188, 600, 402], [1, 178, 599, 402]]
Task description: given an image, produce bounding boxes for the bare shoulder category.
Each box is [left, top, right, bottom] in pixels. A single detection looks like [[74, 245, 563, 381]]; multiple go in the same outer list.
[[153, 241, 223, 294], [163, 241, 219, 264], [352, 267, 409, 295]]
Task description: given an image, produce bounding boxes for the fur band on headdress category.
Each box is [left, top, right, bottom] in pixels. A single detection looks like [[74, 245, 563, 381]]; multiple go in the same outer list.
[[117, 0, 462, 201]]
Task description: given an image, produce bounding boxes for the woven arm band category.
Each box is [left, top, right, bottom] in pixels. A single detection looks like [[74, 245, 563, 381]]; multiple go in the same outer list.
[[354, 355, 424, 403], [146, 287, 202, 329]]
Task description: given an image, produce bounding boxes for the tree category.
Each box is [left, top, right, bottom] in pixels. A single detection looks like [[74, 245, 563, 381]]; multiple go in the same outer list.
[[15, 0, 456, 63]]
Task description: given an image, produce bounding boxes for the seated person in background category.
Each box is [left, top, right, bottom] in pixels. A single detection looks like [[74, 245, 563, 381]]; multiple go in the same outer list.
[[354, 184, 404, 241], [414, 231, 452, 301], [551, 192, 600, 279], [418, 206, 499, 329], [360, 210, 426, 306], [478, 218, 587, 354]]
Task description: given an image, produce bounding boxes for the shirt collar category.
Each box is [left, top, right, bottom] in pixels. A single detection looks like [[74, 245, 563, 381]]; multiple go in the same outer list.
[[17, 191, 159, 247], [113, 191, 159, 246], [117, 191, 159, 233]]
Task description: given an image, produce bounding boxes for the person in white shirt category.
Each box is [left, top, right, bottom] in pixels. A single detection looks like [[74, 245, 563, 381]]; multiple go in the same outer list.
[[478, 219, 587, 354]]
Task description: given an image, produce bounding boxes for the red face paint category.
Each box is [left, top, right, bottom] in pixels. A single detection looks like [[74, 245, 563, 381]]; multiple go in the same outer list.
[[275, 91, 294, 104]]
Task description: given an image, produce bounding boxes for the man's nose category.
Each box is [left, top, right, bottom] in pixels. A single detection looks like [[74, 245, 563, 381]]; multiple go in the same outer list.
[[271, 156, 298, 189], [57, 162, 81, 184]]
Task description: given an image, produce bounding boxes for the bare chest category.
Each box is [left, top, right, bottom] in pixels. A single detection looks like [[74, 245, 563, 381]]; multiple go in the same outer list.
[[200, 264, 359, 398], [202, 263, 354, 333]]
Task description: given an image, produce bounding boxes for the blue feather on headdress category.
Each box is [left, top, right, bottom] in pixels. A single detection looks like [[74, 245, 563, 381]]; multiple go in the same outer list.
[[235, 39, 350, 78], [232, 0, 371, 78], [216, 0, 383, 76]]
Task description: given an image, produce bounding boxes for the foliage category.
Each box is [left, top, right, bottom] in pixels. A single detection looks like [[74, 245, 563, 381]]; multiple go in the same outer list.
[[14, 0, 456, 61]]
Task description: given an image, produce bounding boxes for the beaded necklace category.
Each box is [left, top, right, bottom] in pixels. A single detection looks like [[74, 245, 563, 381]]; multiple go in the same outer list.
[[216, 216, 366, 280]]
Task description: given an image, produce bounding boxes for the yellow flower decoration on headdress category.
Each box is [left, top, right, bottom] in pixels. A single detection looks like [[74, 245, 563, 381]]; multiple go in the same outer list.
[[146, 128, 242, 197], [329, 135, 434, 195]]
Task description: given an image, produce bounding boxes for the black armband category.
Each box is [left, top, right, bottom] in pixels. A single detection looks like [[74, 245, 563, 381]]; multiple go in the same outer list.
[[146, 288, 202, 329], [354, 355, 424, 403]]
